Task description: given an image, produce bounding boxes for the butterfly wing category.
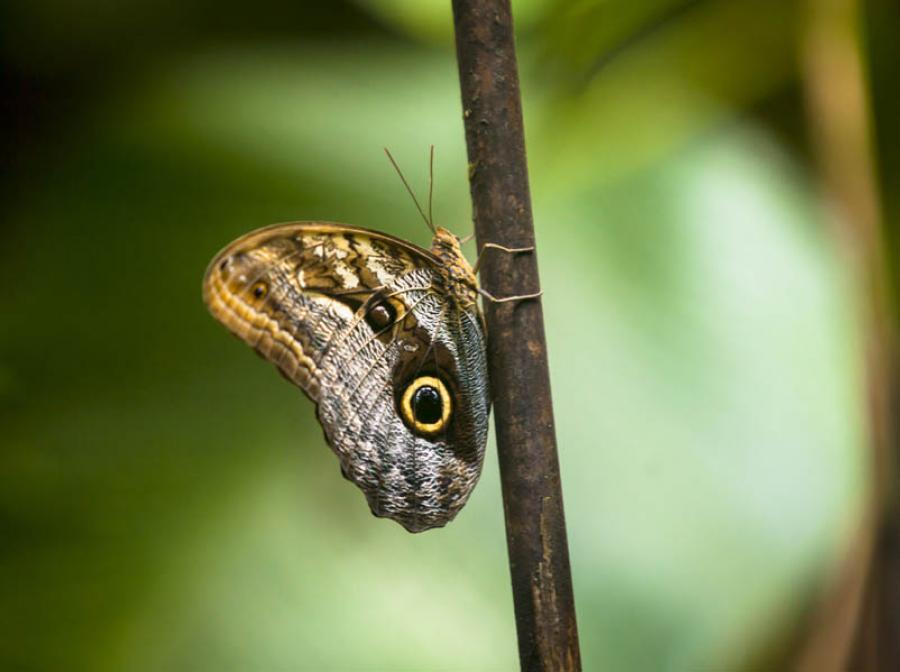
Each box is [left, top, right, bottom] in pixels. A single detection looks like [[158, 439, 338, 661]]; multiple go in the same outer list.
[[203, 222, 489, 531]]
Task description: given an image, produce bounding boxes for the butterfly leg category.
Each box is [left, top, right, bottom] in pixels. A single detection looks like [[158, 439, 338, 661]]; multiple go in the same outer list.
[[473, 242, 535, 274], [478, 287, 543, 304]]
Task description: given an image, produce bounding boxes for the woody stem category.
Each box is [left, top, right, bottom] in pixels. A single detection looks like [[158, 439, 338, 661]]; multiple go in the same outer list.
[[451, 1, 582, 670]]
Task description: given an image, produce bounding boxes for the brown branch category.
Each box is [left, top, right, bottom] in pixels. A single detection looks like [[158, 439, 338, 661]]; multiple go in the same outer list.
[[797, 0, 894, 670], [451, 2, 582, 670]]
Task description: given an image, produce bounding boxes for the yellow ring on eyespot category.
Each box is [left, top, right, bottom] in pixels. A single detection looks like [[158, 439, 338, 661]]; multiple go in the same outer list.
[[400, 376, 452, 435]]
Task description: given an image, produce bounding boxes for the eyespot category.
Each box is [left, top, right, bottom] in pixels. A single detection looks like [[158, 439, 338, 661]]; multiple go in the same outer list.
[[251, 281, 268, 300], [400, 376, 452, 436], [365, 299, 397, 331]]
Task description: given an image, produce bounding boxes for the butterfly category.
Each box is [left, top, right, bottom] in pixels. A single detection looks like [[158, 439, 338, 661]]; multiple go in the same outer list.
[[202, 149, 535, 532]]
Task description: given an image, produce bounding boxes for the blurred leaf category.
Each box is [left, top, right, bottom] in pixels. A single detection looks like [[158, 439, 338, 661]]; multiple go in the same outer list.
[[529, 0, 800, 193]]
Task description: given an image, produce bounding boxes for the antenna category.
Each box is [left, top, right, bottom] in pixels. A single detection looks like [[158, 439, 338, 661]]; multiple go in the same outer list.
[[384, 147, 436, 234]]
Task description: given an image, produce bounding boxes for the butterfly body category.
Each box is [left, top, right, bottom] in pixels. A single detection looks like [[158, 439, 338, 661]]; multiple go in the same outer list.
[[203, 223, 489, 532]]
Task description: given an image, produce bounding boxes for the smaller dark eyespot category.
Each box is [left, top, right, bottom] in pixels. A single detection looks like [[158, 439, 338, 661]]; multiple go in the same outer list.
[[412, 386, 443, 425], [251, 282, 268, 299], [219, 258, 229, 271], [365, 300, 396, 331]]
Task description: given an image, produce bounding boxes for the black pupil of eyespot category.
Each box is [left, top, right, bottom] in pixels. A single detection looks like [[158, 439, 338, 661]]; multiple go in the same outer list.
[[253, 284, 265, 298], [371, 305, 390, 326], [412, 386, 443, 425], [366, 301, 395, 330]]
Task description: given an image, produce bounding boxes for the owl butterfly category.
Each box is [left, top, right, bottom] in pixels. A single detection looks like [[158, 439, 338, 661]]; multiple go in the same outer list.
[[202, 149, 534, 532]]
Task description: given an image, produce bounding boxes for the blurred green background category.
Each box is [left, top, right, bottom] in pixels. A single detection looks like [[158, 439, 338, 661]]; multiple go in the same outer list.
[[3, 0, 898, 670]]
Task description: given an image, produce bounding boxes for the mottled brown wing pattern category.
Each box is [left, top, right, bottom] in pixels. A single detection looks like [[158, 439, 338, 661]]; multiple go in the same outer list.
[[203, 222, 489, 531]]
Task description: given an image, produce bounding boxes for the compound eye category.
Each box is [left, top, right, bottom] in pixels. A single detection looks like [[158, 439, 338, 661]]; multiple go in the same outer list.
[[400, 376, 452, 436]]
